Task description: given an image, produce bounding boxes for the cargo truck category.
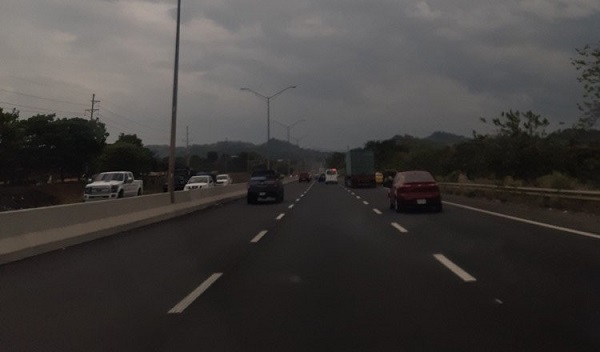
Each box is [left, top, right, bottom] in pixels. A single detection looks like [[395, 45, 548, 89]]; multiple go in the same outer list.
[[345, 149, 376, 188]]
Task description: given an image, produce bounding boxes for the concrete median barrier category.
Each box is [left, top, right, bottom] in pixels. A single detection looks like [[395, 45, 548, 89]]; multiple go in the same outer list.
[[0, 183, 252, 265]]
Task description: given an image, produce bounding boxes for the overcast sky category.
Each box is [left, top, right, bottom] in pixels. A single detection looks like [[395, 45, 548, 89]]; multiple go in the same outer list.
[[1, 0, 598, 150]]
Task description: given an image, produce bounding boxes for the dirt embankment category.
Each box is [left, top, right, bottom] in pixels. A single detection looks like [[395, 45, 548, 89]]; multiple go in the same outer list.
[[0, 183, 85, 211]]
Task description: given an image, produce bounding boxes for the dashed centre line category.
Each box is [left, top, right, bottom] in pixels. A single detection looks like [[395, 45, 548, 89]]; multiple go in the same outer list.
[[391, 222, 408, 233], [433, 254, 477, 282], [168, 273, 223, 314], [363, 201, 369, 205], [288, 204, 294, 209], [251, 230, 268, 243], [373, 208, 382, 215], [276, 213, 286, 220]]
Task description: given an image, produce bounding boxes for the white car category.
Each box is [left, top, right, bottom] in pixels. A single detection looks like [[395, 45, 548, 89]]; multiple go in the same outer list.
[[216, 174, 232, 186], [184, 175, 215, 190], [325, 168, 339, 184]]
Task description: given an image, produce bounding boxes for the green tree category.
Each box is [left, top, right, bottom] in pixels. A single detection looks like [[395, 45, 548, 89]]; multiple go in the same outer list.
[[99, 134, 155, 176], [470, 110, 552, 181], [0, 108, 24, 183], [572, 43, 600, 129], [53, 117, 108, 180]]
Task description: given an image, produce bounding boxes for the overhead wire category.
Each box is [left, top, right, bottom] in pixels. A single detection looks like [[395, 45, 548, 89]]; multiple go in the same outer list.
[[0, 87, 170, 144], [0, 88, 89, 107]]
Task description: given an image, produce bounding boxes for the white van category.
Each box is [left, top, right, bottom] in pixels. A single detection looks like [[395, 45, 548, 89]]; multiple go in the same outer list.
[[325, 168, 339, 184]]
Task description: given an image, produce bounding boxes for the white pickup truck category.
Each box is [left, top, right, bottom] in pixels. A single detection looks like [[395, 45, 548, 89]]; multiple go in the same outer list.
[[83, 171, 143, 201]]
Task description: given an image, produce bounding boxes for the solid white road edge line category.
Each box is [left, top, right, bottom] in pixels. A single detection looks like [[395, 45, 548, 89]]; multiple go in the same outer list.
[[391, 222, 408, 233], [276, 213, 285, 220], [443, 201, 600, 240], [373, 209, 382, 215], [433, 254, 476, 282], [168, 273, 223, 314], [251, 230, 269, 243]]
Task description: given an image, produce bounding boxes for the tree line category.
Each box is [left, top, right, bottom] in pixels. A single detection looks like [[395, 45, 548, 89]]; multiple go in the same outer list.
[[324, 43, 600, 188], [0, 109, 295, 185], [355, 111, 598, 188]]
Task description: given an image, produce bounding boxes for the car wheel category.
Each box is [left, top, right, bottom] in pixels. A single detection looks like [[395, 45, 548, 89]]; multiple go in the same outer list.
[[434, 202, 443, 213], [118, 190, 124, 198], [395, 199, 402, 213], [137, 189, 142, 196], [389, 198, 395, 210], [247, 194, 255, 204]]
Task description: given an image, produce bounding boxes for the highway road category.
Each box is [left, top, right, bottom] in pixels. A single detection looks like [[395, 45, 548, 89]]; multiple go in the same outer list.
[[1, 181, 599, 351]]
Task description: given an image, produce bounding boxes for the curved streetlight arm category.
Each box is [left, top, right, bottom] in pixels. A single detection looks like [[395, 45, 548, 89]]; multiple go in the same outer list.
[[269, 85, 297, 101], [240, 87, 268, 100], [240, 85, 297, 101]]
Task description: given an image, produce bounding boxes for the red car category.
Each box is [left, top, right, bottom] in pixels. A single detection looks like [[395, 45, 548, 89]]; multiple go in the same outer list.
[[298, 172, 312, 183], [388, 170, 442, 212]]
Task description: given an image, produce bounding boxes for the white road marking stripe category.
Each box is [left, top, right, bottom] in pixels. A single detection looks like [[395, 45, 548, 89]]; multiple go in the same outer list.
[[433, 254, 476, 282], [443, 201, 600, 240], [391, 222, 408, 233], [168, 273, 223, 314], [363, 201, 369, 205], [288, 204, 294, 209], [296, 198, 301, 202], [356, 196, 361, 199], [276, 213, 285, 220], [251, 230, 268, 243], [373, 208, 382, 215]]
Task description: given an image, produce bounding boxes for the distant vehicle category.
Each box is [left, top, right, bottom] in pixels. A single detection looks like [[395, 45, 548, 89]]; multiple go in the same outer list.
[[196, 171, 217, 183], [299, 172, 312, 182], [388, 170, 442, 212], [375, 172, 384, 184], [84, 171, 143, 201], [247, 169, 284, 204], [318, 173, 326, 182], [184, 175, 215, 190], [216, 174, 232, 186], [345, 149, 376, 187], [325, 168, 338, 184], [163, 168, 195, 192]]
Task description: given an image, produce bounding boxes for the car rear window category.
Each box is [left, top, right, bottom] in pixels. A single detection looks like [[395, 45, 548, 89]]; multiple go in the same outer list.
[[402, 171, 435, 183], [326, 170, 337, 175]]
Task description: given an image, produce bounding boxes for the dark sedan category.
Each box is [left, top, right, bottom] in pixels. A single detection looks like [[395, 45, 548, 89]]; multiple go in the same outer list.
[[247, 170, 284, 204], [298, 172, 312, 182]]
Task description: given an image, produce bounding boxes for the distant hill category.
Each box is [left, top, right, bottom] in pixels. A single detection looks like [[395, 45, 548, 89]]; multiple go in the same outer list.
[[147, 139, 329, 169], [424, 131, 469, 145]]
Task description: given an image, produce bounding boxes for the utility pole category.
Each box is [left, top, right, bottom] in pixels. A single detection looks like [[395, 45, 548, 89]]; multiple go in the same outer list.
[[186, 125, 190, 168], [86, 93, 100, 121]]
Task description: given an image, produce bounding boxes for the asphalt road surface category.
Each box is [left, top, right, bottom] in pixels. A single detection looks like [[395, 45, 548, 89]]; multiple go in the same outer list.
[[1, 181, 599, 351]]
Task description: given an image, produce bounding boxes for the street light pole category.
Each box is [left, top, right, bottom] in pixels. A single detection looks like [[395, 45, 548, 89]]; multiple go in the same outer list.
[[273, 119, 306, 144], [168, 0, 182, 204], [240, 85, 296, 169]]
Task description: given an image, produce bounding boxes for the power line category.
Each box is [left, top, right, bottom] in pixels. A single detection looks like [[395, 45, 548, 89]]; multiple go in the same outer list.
[[0, 100, 84, 116], [100, 105, 166, 134], [0, 88, 89, 107]]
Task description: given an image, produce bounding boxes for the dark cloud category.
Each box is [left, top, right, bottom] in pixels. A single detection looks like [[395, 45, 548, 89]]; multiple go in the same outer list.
[[1, 0, 599, 149]]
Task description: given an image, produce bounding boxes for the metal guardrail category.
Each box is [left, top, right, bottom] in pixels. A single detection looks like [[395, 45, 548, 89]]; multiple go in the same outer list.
[[439, 183, 600, 202]]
